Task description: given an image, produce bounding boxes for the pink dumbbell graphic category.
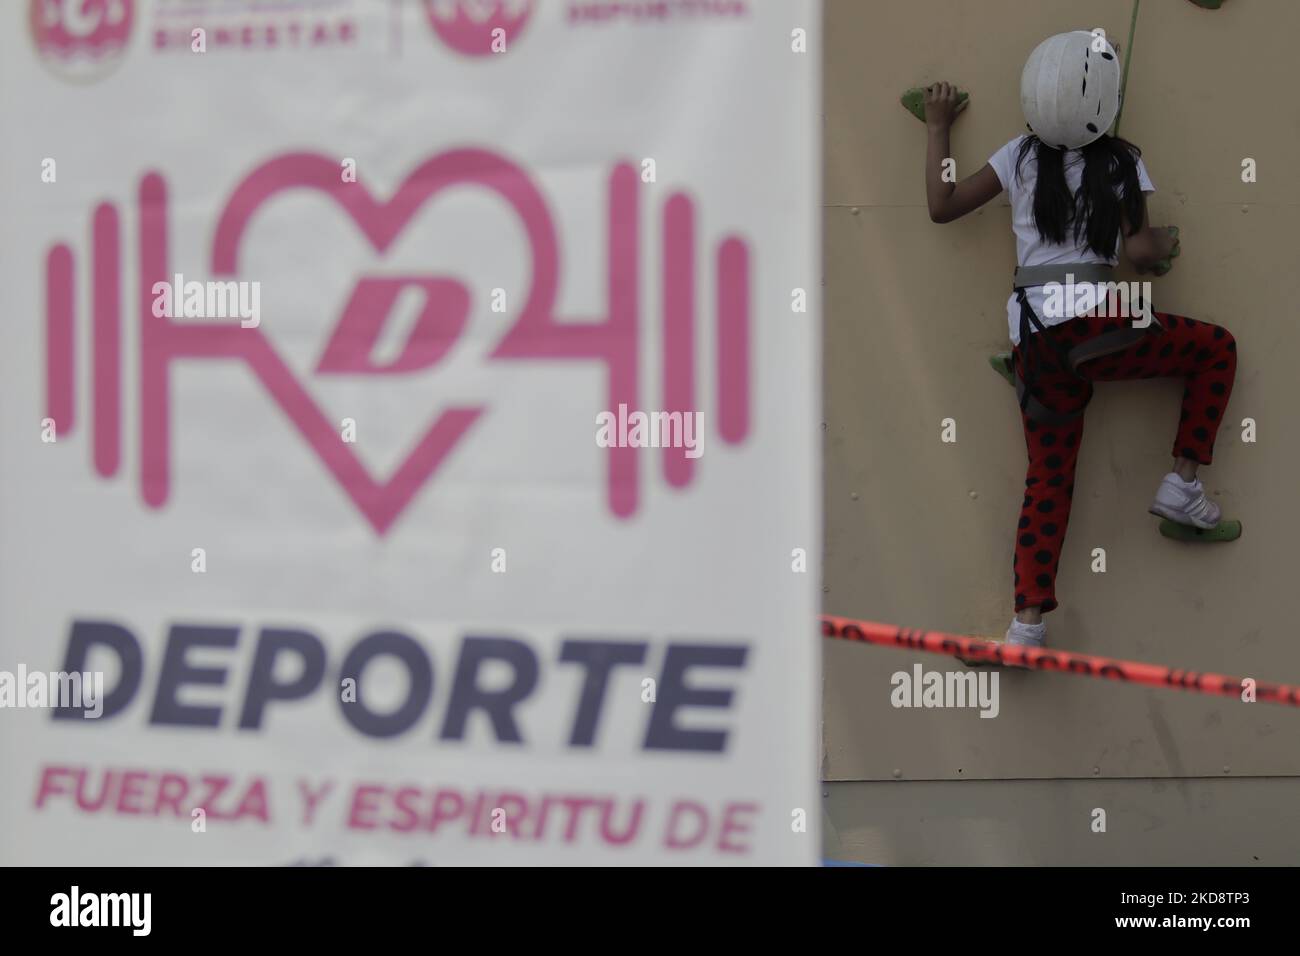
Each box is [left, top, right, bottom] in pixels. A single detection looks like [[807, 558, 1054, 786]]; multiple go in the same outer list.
[[45, 150, 752, 535]]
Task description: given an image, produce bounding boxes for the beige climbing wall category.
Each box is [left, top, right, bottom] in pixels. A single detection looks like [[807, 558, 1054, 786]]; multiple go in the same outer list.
[[821, 0, 1300, 850]]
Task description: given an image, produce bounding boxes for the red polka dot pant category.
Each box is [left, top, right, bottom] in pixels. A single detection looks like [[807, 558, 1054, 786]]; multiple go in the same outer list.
[[1013, 312, 1237, 613]]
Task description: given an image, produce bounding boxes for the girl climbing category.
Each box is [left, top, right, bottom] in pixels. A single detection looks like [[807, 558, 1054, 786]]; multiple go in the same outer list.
[[917, 30, 1238, 650]]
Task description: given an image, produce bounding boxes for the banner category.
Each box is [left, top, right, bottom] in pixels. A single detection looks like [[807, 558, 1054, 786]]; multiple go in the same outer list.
[[0, 0, 820, 864]]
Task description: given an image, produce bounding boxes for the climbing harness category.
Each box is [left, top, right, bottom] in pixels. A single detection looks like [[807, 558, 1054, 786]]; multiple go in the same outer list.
[[1013, 263, 1163, 426]]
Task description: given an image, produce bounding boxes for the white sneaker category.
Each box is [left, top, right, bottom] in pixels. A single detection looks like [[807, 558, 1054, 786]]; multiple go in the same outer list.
[[957, 619, 1044, 668], [1149, 472, 1221, 529], [1006, 618, 1046, 647]]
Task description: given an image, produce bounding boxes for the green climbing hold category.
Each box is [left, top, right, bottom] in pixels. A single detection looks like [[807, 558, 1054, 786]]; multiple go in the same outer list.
[[1157, 517, 1242, 543], [901, 86, 968, 123], [989, 352, 1015, 387], [955, 641, 1032, 670], [1150, 226, 1181, 277], [1188, 0, 1225, 9]]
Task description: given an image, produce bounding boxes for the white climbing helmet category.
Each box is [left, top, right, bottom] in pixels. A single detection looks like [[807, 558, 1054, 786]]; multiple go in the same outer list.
[[1020, 30, 1122, 150]]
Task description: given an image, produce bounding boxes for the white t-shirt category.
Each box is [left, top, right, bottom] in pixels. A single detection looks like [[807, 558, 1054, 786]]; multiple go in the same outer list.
[[988, 134, 1155, 344]]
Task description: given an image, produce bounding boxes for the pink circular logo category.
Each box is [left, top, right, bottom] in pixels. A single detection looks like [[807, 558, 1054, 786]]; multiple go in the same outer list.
[[30, 0, 134, 81], [422, 0, 533, 58]]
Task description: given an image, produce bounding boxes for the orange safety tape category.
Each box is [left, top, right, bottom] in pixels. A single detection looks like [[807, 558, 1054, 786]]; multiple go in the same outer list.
[[819, 614, 1300, 708]]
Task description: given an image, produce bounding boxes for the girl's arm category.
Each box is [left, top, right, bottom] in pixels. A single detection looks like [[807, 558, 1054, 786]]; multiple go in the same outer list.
[[924, 82, 1002, 223], [1120, 198, 1178, 272]]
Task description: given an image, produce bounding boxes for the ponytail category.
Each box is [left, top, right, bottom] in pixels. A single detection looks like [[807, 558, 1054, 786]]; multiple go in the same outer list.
[[1015, 134, 1145, 259]]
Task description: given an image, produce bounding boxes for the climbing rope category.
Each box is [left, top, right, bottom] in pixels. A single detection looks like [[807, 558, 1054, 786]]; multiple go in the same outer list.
[[1112, 0, 1141, 137]]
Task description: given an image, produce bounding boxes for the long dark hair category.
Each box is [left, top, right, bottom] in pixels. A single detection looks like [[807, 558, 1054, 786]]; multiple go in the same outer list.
[[1014, 134, 1144, 258]]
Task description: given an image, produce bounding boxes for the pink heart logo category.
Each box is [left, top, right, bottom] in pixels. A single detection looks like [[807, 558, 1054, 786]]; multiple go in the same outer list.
[[134, 149, 560, 535]]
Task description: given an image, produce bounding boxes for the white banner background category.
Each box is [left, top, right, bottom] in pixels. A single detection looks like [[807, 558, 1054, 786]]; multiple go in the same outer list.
[[0, 0, 819, 865]]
